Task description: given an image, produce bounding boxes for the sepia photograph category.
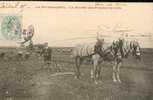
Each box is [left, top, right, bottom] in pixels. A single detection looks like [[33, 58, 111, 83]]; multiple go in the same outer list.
[[0, 1, 152, 100]]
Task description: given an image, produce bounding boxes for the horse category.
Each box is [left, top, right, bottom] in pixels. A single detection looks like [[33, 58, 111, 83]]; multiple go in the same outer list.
[[111, 39, 141, 83], [72, 38, 141, 84], [72, 39, 113, 83]]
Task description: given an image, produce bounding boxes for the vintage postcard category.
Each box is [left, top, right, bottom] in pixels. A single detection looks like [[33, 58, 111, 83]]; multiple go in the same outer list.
[[0, 1, 152, 100]]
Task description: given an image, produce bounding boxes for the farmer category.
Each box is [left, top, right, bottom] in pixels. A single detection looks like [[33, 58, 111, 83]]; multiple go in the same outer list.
[[94, 38, 104, 57], [42, 42, 52, 69]]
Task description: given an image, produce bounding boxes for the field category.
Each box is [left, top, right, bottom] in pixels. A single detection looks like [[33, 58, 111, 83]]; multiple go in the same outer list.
[[0, 47, 153, 100]]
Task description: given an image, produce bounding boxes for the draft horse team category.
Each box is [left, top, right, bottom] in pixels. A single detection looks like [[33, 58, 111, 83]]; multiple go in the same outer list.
[[32, 37, 141, 84], [72, 38, 141, 84]]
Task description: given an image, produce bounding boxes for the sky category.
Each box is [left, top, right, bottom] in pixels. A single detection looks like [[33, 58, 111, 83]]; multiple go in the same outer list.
[[0, 2, 153, 48]]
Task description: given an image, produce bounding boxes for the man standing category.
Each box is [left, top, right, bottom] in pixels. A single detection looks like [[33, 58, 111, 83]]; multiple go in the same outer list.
[[42, 42, 52, 70], [94, 38, 104, 57]]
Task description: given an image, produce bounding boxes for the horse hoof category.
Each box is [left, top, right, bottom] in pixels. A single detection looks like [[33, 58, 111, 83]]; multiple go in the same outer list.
[[90, 76, 94, 79], [113, 79, 117, 83], [118, 80, 122, 83], [94, 81, 98, 84], [74, 76, 78, 79], [98, 80, 103, 84], [74, 76, 80, 79]]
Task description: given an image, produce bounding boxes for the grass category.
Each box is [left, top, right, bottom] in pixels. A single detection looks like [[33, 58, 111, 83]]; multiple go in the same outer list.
[[0, 49, 152, 100]]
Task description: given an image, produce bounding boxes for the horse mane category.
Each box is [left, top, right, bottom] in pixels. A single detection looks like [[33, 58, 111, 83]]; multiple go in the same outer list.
[[115, 39, 140, 58]]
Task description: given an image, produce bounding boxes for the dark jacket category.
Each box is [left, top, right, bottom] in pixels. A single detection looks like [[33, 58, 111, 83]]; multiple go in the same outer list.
[[42, 47, 52, 61], [94, 40, 103, 56]]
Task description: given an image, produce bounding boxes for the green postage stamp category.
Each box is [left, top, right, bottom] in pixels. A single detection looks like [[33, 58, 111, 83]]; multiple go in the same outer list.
[[0, 15, 22, 40]]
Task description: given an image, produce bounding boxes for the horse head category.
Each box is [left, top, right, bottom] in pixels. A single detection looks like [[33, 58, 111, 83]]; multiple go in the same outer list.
[[110, 40, 121, 58], [130, 41, 141, 60], [111, 39, 130, 58]]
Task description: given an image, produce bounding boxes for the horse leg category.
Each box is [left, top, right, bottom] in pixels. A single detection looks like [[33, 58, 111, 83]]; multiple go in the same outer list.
[[112, 61, 117, 83], [75, 56, 81, 79], [90, 57, 96, 80], [90, 57, 94, 79], [92, 54, 100, 84], [93, 59, 98, 84], [116, 62, 122, 83], [90, 65, 94, 79], [97, 60, 102, 81]]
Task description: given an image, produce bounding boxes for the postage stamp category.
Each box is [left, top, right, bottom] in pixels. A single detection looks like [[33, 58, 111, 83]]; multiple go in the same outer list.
[[0, 15, 22, 40]]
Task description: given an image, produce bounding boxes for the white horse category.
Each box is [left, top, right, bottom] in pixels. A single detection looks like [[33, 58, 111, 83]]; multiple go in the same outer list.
[[111, 39, 141, 83], [72, 39, 113, 84], [72, 39, 141, 84]]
